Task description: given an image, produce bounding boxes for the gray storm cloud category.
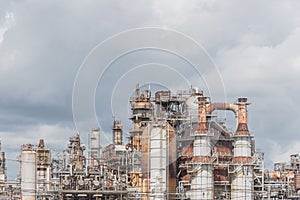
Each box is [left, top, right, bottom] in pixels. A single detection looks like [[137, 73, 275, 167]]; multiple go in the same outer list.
[[0, 0, 299, 179]]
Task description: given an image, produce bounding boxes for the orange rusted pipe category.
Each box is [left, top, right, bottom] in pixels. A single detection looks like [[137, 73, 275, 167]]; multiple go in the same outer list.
[[206, 103, 238, 115], [236, 98, 248, 124], [235, 98, 250, 136], [91, 155, 94, 168]]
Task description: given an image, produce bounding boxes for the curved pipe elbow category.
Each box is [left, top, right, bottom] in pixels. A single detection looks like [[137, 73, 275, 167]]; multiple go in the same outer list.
[[206, 103, 238, 115]]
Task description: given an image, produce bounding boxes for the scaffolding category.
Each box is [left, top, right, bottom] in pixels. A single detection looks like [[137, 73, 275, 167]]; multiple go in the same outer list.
[[1, 86, 300, 199]]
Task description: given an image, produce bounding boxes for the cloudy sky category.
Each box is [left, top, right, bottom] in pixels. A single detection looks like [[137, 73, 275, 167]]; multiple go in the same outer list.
[[0, 0, 300, 179]]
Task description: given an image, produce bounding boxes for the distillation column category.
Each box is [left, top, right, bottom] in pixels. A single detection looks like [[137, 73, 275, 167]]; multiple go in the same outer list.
[[130, 86, 152, 151], [21, 144, 37, 200], [128, 86, 153, 198], [89, 128, 100, 166], [35, 139, 51, 193], [149, 125, 167, 200], [0, 139, 6, 184], [231, 98, 253, 200], [190, 96, 213, 200], [113, 120, 123, 145]]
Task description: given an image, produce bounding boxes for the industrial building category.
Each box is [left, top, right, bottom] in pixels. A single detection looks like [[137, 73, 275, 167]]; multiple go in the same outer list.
[[0, 85, 300, 199]]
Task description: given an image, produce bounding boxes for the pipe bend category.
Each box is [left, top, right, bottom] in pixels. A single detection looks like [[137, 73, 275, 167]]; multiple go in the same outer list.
[[206, 103, 238, 115]]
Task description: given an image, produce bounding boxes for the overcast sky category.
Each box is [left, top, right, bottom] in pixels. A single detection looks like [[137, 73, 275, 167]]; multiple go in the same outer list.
[[0, 0, 300, 179]]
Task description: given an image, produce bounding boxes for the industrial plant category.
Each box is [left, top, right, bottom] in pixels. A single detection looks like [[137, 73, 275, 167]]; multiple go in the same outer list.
[[0, 85, 300, 199]]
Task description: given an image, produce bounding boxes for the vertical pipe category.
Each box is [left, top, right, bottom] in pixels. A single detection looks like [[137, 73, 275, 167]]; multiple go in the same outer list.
[[167, 123, 177, 200], [91, 155, 94, 168], [141, 125, 150, 200]]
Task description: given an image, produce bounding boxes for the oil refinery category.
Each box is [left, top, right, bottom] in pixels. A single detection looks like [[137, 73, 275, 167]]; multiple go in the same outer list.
[[0, 85, 300, 199]]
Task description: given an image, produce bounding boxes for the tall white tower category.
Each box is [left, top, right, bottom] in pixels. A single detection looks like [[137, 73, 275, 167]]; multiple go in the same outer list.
[[89, 128, 101, 165], [21, 144, 37, 200], [0, 139, 6, 184]]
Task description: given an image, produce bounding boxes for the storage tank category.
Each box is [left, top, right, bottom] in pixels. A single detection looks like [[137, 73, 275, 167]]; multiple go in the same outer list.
[[21, 144, 37, 200]]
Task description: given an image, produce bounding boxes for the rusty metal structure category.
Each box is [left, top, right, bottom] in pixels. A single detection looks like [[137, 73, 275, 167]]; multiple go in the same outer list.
[[0, 139, 7, 198], [1, 85, 300, 199], [88, 128, 101, 167]]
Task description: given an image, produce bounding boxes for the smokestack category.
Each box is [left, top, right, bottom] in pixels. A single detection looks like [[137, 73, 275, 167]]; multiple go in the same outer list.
[[191, 96, 214, 199], [231, 98, 253, 199], [235, 98, 250, 136], [197, 96, 208, 133], [135, 84, 140, 101], [38, 139, 44, 148]]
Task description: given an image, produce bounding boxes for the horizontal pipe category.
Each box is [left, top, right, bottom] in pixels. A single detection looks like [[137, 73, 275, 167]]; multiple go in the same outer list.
[[206, 103, 238, 115]]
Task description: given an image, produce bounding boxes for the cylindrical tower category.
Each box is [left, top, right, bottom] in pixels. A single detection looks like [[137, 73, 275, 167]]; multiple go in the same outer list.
[[0, 152, 5, 182], [231, 98, 253, 200], [0, 139, 6, 183], [21, 144, 37, 200], [189, 96, 213, 200], [150, 125, 166, 200], [89, 128, 100, 164], [129, 85, 153, 196], [35, 139, 51, 192], [113, 120, 123, 145], [130, 86, 153, 151]]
